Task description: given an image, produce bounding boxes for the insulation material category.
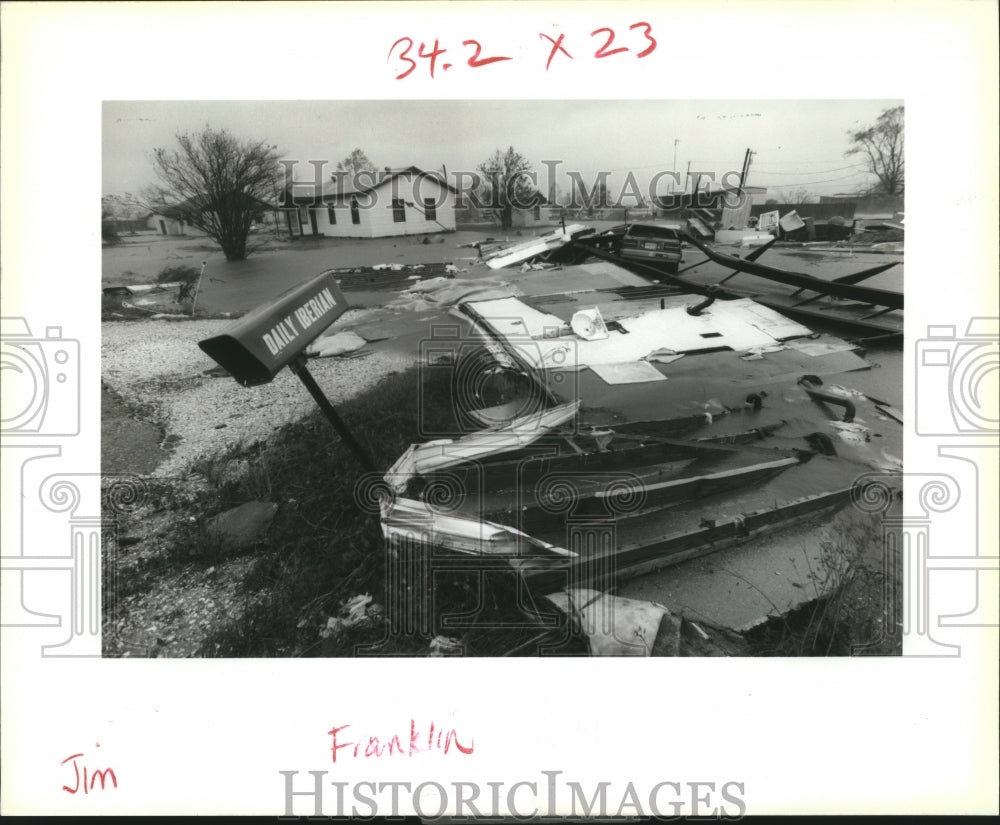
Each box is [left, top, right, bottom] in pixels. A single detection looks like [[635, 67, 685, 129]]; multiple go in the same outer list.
[[305, 331, 367, 358], [589, 361, 667, 385]]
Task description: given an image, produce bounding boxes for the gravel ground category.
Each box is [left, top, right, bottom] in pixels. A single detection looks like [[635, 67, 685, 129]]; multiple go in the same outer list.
[[102, 310, 413, 476]]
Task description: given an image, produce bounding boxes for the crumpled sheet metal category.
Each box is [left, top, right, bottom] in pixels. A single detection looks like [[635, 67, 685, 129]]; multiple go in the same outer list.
[[380, 496, 575, 560], [384, 400, 580, 492], [485, 224, 592, 269]]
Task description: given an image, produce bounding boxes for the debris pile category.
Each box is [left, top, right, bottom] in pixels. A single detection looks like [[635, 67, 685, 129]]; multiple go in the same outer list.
[[192, 219, 904, 656]]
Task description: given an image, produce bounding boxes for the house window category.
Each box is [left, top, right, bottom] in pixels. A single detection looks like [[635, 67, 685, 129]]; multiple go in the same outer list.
[[299, 205, 309, 225], [350, 198, 360, 225], [327, 205, 336, 225], [424, 198, 437, 222], [392, 198, 406, 223]]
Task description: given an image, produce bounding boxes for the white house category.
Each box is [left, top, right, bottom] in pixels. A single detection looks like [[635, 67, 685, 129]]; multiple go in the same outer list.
[[281, 166, 458, 239]]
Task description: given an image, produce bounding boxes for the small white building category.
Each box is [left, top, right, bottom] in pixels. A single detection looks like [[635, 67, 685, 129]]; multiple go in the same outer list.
[[282, 166, 458, 239], [147, 212, 195, 236]]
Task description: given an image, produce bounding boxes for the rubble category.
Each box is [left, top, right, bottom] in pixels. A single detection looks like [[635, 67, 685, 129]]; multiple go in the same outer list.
[[191, 224, 904, 657], [320, 594, 384, 638], [544, 589, 680, 656], [306, 330, 368, 358]]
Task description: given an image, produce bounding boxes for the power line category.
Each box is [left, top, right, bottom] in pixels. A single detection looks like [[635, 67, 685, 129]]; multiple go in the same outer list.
[[752, 171, 872, 186], [691, 158, 864, 167], [749, 158, 867, 166], [745, 164, 866, 176]]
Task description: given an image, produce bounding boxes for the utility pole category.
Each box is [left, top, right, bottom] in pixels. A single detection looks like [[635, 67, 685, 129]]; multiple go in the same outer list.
[[671, 139, 680, 193], [738, 148, 755, 194]]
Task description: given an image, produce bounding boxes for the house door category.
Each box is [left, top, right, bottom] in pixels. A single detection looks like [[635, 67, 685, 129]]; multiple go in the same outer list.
[[309, 209, 318, 235], [159, 220, 167, 234]]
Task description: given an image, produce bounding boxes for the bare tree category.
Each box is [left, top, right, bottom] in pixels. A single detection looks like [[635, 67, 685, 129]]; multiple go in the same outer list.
[[779, 187, 814, 204], [101, 196, 121, 245], [846, 105, 904, 196], [477, 147, 536, 230], [145, 127, 282, 261], [336, 148, 376, 178]]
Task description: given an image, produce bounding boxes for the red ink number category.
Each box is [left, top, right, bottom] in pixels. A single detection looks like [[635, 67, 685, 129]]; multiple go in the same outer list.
[[630, 22, 657, 58], [591, 27, 628, 58], [463, 40, 512, 68], [418, 39, 447, 78], [388, 37, 417, 80]]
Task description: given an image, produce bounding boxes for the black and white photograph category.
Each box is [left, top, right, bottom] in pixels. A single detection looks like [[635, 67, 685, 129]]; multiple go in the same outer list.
[[100, 99, 906, 659]]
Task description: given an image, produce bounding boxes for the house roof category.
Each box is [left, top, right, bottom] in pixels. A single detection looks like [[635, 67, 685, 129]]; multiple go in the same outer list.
[[284, 165, 459, 205]]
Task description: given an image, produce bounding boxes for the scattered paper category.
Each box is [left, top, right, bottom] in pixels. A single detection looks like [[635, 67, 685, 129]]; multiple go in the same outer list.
[[589, 361, 667, 385]]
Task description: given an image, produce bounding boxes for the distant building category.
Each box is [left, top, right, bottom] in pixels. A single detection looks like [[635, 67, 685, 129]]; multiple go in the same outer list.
[[507, 191, 553, 228], [147, 212, 201, 236], [281, 166, 458, 239], [147, 194, 275, 236], [819, 192, 904, 218]]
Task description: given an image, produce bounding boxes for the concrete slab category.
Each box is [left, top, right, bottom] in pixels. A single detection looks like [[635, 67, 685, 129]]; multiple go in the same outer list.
[[615, 509, 869, 632]]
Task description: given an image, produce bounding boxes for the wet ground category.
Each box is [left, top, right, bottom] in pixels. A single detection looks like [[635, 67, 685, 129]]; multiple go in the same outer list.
[[101, 383, 168, 474]]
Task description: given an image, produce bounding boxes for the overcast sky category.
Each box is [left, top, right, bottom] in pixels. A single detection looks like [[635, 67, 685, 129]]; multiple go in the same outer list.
[[103, 99, 900, 200]]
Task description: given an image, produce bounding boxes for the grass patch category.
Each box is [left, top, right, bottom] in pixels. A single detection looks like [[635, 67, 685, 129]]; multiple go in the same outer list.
[[172, 359, 569, 656], [156, 264, 203, 285], [745, 509, 901, 656]]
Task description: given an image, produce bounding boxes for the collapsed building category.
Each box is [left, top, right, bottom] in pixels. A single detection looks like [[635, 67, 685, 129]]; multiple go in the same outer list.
[[198, 222, 904, 656]]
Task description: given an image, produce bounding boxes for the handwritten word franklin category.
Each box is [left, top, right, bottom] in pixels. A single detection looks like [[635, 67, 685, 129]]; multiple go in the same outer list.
[[328, 720, 474, 762]]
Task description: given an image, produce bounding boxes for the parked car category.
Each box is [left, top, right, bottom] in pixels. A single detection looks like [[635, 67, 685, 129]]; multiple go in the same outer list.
[[619, 223, 683, 272]]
